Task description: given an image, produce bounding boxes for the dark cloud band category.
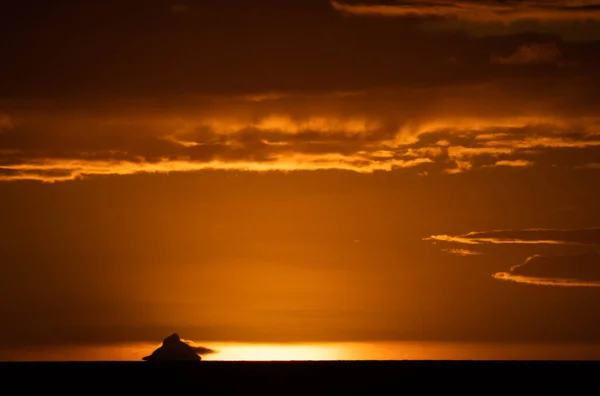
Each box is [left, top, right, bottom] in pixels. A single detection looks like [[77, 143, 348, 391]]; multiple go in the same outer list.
[[331, 1, 600, 22]]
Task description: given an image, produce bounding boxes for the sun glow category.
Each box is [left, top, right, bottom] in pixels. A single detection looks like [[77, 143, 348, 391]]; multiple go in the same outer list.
[[203, 343, 342, 361]]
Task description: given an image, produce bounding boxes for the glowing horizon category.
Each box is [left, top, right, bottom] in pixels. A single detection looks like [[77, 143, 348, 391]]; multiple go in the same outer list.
[[3, 341, 600, 362]]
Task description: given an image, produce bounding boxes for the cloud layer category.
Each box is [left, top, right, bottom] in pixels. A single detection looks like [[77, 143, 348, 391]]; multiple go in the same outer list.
[[331, 1, 600, 22], [331, 1, 600, 39], [2, 78, 600, 182], [2, 1, 600, 182]]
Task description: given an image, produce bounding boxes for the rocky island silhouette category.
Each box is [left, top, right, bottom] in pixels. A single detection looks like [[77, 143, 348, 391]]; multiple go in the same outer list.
[[143, 333, 205, 361]]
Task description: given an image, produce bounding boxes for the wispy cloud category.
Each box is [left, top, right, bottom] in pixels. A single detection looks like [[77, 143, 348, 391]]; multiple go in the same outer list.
[[426, 227, 600, 287], [489, 159, 534, 167], [425, 227, 600, 245], [0, 157, 433, 183], [442, 248, 482, 256], [493, 253, 600, 287]]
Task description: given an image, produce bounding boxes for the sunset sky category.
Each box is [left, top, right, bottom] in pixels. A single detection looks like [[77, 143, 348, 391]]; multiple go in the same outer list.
[[2, 0, 600, 358]]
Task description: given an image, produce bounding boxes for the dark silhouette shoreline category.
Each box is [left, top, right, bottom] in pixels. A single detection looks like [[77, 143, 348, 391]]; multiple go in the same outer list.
[[1, 361, 598, 394]]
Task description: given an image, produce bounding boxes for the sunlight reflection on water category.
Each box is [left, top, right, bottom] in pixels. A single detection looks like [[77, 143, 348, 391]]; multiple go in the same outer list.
[[2, 341, 600, 361]]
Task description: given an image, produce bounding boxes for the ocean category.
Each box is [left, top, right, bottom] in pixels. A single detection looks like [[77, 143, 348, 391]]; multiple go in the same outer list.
[[1, 360, 598, 394], [2, 341, 600, 361]]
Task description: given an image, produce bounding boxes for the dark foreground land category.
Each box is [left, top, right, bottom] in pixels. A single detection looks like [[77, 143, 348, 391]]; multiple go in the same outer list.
[[1, 361, 599, 394]]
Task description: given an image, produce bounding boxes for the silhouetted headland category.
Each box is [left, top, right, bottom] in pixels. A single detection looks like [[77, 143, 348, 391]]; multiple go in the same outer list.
[[142, 333, 201, 361]]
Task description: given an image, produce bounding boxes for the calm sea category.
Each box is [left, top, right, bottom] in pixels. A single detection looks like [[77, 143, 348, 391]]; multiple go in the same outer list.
[[2, 341, 600, 361]]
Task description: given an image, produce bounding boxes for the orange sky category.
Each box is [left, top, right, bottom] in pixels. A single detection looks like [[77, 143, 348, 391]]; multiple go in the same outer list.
[[1, 0, 600, 358]]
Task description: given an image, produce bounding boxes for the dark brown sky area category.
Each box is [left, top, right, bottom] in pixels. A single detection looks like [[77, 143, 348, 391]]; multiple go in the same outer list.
[[1, 0, 600, 350]]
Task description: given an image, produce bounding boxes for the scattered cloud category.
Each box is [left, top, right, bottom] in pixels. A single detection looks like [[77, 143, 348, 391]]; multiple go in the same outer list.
[[489, 159, 534, 167], [448, 146, 514, 158], [443, 248, 482, 256], [330, 1, 600, 22], [443, 145, 529, 174], [491, 43, 561, 65], [425, 227, 600, 246], [493, 253, 600, 287], [162, 135, 203, 148]]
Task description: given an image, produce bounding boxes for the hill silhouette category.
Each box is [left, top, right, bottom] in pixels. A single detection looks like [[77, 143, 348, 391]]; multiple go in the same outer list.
[[142, 333, 203, 361]]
